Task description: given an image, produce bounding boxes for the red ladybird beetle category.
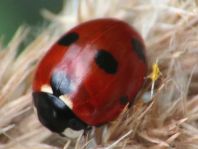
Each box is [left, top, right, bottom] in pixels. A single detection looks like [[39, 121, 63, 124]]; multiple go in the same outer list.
[[32, 18, 147, 136]]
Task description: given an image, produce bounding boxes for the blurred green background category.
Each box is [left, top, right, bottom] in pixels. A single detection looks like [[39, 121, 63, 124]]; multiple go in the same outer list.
[[0, 0, 63, 45]]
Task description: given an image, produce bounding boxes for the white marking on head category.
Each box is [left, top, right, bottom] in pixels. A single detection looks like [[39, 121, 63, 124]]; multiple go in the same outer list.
[[40, 84, 73, 109], [62, 128, 83, 139], [41, 84, 53, 94], [59, 95, 73, 109]]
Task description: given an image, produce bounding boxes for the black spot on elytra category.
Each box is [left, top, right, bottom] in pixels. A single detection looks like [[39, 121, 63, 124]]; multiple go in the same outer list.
[[50, 71, 72, 97], [95, 49, 118, 74], [120, 96, 129, 105], [131, 38, 146, 62], [58, 32, 79, 46]]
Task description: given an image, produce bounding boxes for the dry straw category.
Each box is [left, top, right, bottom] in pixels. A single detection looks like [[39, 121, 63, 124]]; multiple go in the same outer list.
[[0, 0, 197, 149]]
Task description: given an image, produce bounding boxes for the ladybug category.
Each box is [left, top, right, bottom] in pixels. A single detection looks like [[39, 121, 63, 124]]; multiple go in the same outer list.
[[32, 18, 147, 136]]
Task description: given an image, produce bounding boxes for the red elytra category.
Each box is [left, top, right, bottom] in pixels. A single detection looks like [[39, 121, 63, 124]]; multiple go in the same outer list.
[[32, 18, 147, 133]]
